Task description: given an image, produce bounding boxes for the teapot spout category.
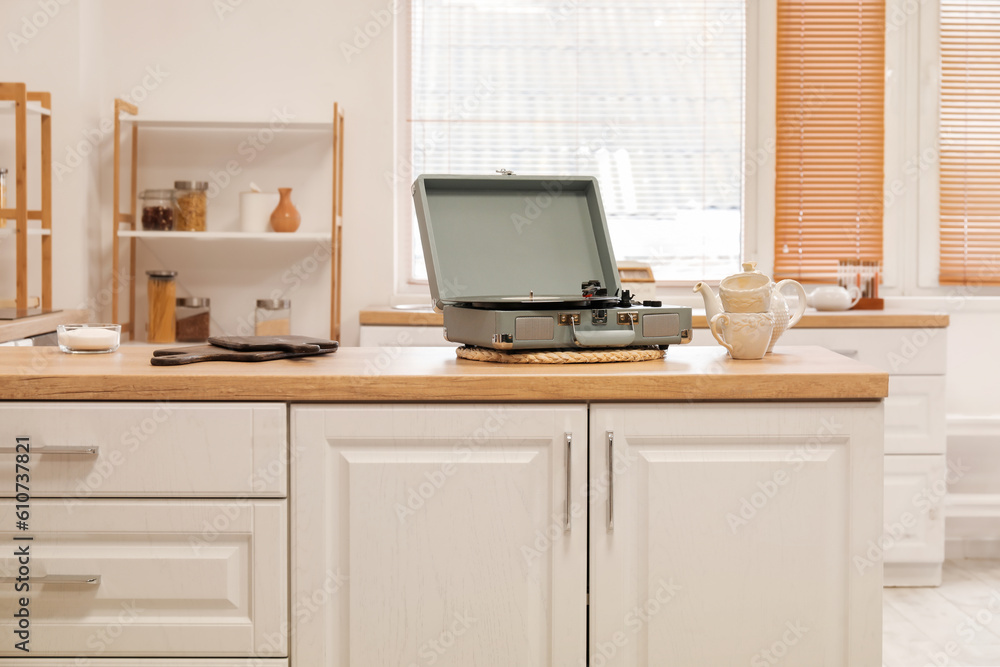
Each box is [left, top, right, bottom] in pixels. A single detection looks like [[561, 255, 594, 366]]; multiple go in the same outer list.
[[693, 281, 723, 321]]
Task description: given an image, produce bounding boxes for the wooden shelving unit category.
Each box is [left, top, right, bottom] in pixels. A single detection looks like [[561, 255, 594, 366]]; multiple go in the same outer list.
[[111, 100, 345, 340], [0, 83, 52, 312]]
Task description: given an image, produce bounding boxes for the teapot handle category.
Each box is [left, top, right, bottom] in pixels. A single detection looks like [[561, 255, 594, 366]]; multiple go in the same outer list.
[[775, 279, 808, 328], [709, 313, 734, 355], [846, 285, 863, 308]]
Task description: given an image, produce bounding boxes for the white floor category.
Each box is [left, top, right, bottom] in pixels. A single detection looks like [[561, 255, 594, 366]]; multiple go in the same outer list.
[[885, 560, 1000, 666]]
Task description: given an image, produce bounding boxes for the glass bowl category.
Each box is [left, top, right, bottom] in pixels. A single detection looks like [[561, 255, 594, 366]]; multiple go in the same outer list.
[[57, 324, 121, 354]]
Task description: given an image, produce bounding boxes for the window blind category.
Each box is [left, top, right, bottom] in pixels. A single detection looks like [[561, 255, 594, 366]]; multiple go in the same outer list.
[[773, 0, 885, 282], [409, 0, 745, 282], [939, 1, 1000, 285]]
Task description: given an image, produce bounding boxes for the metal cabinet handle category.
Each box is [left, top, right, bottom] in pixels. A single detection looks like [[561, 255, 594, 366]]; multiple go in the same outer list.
[[607, 431, 614, 530], [564, 433, 572, 531], [0, 445, 99, 456], [0, 574, 101, 585]]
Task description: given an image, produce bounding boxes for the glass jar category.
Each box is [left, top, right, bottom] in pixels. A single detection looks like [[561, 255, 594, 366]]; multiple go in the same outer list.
[[139, 189, 175, 231], [173, 180, 208, 231], [255, 299, 291, 336], [147, 270, 178, 343], [175, 297, 211, 342]]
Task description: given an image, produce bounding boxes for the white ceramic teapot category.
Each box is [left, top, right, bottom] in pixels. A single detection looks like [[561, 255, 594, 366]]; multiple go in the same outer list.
[[807, 285, 862, 311], [694, 262, 807, 353]]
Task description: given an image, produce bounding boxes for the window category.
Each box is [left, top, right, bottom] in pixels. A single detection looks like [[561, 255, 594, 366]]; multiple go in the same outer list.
[[405, 0, 745, 284], [938, 0, 1000, 286], [773, 0, 886, 283]]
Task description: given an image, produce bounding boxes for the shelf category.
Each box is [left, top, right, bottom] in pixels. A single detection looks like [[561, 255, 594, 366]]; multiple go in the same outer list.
[[118, 230, 331, 241], [118, 115, 331, 131], [0, 100, 51, 116], [0, 227, 51, 238]]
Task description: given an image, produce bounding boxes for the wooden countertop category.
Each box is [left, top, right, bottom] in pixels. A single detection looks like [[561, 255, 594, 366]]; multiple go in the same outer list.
[[360, 307, 949, 329], [0, 345, 887, 402], [0, 309, 89, 343]]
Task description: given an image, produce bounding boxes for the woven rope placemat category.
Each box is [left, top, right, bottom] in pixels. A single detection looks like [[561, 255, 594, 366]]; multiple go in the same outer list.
[[456, 346, 665, 364]]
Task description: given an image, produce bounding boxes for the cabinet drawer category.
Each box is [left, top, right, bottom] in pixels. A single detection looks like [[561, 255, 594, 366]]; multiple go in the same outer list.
[[776, 327, 947, 375], [885, 376, 946, 454], [883, 455, 946, 565], [0, 500, 287, 657], [0, 403, 286, 498]]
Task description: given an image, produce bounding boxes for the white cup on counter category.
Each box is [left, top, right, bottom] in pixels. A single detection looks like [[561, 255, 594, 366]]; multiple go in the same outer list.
[[239, 191, 280, 233]]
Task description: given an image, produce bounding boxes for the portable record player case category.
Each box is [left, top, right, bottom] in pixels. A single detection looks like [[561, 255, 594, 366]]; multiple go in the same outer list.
[[412, 174, 692, 350]]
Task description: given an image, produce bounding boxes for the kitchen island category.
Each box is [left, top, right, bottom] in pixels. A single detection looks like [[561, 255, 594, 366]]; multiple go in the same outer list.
[[0, 345, 886, 666]]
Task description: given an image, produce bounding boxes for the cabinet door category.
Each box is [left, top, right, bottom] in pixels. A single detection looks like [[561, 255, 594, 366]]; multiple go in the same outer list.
[[292, 404, 587, 667], [884, 376, 946, 455], [883, 454, 947, 584], [589, 403, 883, 667], [0, 500, 287, 657]]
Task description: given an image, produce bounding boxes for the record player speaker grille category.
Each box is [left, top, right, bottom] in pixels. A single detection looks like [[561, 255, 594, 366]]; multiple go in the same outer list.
[[515, 316, 555, 341], [642, 313, 680, 338]]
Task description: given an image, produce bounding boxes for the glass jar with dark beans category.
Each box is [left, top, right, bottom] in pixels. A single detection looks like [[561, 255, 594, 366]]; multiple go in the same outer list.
[[139, 189, 175, 231]]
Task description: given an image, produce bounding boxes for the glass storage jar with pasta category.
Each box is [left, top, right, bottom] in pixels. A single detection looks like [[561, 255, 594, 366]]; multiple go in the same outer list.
[[173, 180, 208, 231]]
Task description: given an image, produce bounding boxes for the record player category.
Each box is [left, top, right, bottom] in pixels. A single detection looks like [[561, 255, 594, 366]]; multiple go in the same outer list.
[[411, 174, 693, 351]]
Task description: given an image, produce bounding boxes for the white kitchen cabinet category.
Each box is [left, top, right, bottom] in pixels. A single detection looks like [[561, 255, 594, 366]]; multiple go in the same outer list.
[[291, 404, 588, 667], [0, 500, 287, 657], [293, 401, 883, 667], [883, 455, 948, 586], [0, 402, 287, 498], [589, 403, 884, 666]]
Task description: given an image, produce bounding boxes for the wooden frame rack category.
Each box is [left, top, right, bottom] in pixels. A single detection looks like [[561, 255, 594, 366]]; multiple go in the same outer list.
[[111, 100, 344, 340], [0, 82, 52, 312]]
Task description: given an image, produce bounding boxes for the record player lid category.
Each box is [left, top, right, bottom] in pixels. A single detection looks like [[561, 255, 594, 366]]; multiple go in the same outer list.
[[412, 175, 622, 309]]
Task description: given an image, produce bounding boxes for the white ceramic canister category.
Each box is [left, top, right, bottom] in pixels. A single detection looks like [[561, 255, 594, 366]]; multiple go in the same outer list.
[[240, 191, 281, 233]]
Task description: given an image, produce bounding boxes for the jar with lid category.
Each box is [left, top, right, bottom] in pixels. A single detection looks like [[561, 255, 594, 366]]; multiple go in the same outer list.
[[139, 189, 175, 231], [147, 270, 178, 343], [173, 180, 208, 231], [176, 297, 211, 342], [255, 299, 291, 336]]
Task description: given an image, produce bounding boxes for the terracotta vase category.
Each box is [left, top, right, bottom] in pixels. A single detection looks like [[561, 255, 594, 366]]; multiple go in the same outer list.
[[269, 188, 301, 233]]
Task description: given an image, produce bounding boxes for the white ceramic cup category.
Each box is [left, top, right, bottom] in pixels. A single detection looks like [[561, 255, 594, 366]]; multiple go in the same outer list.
[[807, 285, 862, 311], [719, 272, 772, 313], [709, 312, 775, 360], [239, 191, 281, 233]]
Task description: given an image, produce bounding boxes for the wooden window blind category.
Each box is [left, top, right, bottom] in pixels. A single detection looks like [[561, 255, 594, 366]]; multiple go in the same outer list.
[[774, 1, 885, 282], [939, 1, 1000, 285]]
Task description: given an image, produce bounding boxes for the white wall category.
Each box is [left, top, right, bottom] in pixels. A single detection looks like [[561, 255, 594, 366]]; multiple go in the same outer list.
[[4, 0, 400, 345]]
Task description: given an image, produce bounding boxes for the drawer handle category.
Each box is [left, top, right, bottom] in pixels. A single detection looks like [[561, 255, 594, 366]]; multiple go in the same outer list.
[[607, 431, 615, 531], [0, 445, 99, 456], [564, 432, 572, 532], [0, 574, 101, 585], [830, 349, 859, 359]]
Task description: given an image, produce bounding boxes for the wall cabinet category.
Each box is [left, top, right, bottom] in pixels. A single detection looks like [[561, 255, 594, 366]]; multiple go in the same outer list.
[[292, 402, 883, 666]]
